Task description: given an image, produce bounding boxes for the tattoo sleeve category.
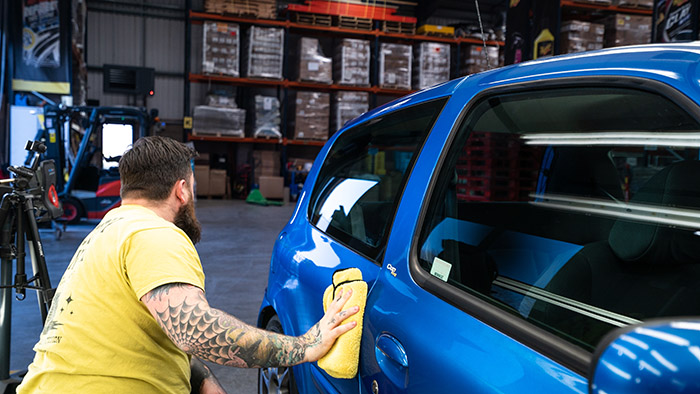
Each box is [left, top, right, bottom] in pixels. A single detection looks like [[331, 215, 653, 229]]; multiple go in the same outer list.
[[142, 283, 321, 368]]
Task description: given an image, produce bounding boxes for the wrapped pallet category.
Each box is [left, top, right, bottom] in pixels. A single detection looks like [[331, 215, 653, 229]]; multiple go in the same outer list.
[[413, 42, 450, 89], [202, 21, 240, 77], [244, 26, 284, 79], [560, 20, 605, 54], [379, 43, 412, 90], [193, 106, 246, 137], [603, 14, 651, 47], [298, 37, 332, 84], [460, 45, 499, 75], [332, 91, 369, 133], [334, 38, 370, 86], [253, 95, 281, 139], [295, 91, 330, 140]]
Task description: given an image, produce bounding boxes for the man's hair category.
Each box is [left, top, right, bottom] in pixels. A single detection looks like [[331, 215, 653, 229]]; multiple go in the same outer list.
[[119, 136, 197, 201]]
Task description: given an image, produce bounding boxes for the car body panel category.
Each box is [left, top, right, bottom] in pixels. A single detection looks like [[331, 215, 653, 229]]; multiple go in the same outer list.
[[259, 43, 700, 394]]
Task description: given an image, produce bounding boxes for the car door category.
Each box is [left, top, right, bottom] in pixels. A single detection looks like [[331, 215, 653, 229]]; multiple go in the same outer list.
[[360, 76, 700, 393], [292, 97, 450, 394]]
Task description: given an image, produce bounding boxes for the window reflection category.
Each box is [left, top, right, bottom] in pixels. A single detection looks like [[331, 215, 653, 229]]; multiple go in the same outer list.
[[316, 178, 379, 232]]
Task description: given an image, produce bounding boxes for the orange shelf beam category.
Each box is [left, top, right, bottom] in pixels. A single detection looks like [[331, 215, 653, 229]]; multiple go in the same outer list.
[[190, 74, 414, 96], [285, 138, 327, 146], [188, 134, 283, 144]]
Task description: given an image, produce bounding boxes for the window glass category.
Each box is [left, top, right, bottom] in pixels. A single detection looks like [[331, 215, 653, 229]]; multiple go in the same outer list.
[[418, 87, 700, 352], [310, 98, 447, 261]]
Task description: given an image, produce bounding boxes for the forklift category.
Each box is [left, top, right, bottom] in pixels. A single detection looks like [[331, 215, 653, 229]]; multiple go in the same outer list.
[[40, 105, 153, 223]]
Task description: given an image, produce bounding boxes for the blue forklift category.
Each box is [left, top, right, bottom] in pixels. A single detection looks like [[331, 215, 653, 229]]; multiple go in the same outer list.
[[40, 105, 152, 223]]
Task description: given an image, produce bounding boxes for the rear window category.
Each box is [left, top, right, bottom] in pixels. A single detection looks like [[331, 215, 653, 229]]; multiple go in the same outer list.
[[309, 98, 447, 262], [417, 86, 700, 352]]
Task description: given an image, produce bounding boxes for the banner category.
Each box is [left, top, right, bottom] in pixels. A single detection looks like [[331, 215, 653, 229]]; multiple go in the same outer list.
[[504, 0, 532, 65], [653, 0, 697, 42], [11, 0, 71, 95]]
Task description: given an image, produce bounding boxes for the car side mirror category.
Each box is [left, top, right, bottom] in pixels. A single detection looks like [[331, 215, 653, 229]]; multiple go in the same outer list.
[[589, 319, 700, 394]]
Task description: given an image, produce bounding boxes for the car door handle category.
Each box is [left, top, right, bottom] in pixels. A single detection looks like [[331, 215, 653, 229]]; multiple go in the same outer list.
[[375, 334, 409, 388], [375, 334, 408, 368]]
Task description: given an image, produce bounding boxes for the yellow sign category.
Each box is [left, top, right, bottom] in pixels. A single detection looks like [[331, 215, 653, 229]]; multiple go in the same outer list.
[[183, 117, 193, 129]]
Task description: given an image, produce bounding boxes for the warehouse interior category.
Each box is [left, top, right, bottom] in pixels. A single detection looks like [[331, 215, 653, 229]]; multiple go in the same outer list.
[[0, 0, 662, 207], [0, 0, 685, 392]]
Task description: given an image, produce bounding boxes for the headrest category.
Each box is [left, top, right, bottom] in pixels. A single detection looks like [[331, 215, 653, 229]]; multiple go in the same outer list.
[[547, 147, 624, 200], [609, 160, 700, 265]]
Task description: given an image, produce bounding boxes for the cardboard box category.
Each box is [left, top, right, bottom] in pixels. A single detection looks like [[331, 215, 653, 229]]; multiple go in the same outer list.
[[192, 106, 246, 137], [334, 38, 370, 86], [413, 42, 450, 89], [202, 21, 240, 77], [209, 169, 227, 197], [295, 91, 330, 140], [379, 43, 412, 90], [195, 164, 210, 197], [298, 37, 332, 84], [252, 150, 280, 184], [244, 26, 284, 79], [460, 45, 499, 75], [560, 20, 605, 54], [259, 175, 284, 200], [332, 91, 369, 133], [603, 14, 651, 47]]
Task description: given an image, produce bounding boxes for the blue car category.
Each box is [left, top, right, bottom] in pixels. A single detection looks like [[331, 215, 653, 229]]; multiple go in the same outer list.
[[258, 42, 700, 394]]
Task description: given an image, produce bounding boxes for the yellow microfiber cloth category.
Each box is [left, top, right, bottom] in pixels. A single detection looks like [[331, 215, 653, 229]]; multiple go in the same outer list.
[[317, 267, 367, 379]]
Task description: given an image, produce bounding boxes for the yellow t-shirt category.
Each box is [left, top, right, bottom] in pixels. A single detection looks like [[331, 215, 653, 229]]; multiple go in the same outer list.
[[17, 205, 205, 394]]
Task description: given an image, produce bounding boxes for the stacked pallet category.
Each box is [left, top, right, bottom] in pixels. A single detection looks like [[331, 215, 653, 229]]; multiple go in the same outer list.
[[455, 132, 542, 202], [286, 0, 416, 32], [205, 0, 277, 19]]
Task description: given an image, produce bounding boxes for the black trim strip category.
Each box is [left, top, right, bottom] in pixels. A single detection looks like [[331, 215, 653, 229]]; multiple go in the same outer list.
[[409, 75, 700, 378]]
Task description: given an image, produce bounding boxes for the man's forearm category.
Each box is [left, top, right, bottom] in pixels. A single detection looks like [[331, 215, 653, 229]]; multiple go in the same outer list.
[[146, 284, 320, 368]]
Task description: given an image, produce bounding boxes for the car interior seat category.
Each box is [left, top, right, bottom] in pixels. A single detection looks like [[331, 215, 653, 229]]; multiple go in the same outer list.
[[530, 160, 700, 347], [544, 147, 624, 201]]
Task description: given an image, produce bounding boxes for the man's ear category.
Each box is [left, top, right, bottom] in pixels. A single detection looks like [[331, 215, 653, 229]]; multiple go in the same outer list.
[[174, 179, 188, 204]]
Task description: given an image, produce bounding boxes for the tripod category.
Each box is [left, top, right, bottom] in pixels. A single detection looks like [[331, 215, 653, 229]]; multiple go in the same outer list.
[[0, 141, 61, 388]]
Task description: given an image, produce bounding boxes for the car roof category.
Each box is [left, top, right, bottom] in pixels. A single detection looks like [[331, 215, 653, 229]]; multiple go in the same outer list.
[[344, 42, 700, 131]]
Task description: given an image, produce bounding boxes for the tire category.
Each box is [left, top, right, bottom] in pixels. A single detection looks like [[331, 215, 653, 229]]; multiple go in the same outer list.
[[60, 197, 84, 224], [258, 315, 298, 394]]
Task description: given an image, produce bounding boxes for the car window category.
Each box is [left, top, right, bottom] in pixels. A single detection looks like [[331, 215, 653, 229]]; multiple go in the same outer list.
[[310, 98, 447, 262], [417, 86, 700, 352]]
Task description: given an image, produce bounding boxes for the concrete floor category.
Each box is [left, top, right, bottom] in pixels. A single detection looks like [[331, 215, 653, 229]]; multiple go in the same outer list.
[[8, 199, 295, 393]]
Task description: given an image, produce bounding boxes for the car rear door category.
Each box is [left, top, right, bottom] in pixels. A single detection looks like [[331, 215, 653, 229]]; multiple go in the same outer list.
[[295, 97, 450, 393]]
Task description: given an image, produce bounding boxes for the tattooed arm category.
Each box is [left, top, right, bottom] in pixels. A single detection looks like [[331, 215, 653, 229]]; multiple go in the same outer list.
[[190, 357, 226, 394], [141, 283, 358, 368]]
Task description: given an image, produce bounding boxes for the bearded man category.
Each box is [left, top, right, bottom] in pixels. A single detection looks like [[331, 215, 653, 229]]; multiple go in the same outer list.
[[17, 136, 357, 394]]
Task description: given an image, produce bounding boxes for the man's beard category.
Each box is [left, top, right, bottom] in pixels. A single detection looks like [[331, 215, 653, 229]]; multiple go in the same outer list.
[[174, 197, 202, 244]]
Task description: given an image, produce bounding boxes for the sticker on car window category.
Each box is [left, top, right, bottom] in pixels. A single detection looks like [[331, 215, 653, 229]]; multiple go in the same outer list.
[[430, 257, 452, 282]]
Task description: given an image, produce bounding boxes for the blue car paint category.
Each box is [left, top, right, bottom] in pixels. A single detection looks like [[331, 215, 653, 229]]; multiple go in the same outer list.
[[591, 320, 700, 393], [259, 43, 700, 393]]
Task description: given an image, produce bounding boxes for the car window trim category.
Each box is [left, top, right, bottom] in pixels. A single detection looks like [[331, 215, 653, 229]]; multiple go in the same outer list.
[[409, 75, 700, 377], [306, 96, 451, 266]]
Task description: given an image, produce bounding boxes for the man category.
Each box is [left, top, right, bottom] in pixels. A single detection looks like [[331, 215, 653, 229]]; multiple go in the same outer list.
[[17, 136, 358, 393]]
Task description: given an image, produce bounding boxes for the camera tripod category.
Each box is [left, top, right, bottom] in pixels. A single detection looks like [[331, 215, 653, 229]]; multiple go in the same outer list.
[[0, 141, 61, 386]]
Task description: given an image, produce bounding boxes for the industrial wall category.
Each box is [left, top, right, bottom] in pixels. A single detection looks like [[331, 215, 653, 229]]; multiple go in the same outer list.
[[86, 0, 192, 121]]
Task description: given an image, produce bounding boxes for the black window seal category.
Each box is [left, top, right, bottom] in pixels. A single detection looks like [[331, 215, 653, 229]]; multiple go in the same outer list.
[[409, 75, 700, 378], [306, 96, 451, 266]]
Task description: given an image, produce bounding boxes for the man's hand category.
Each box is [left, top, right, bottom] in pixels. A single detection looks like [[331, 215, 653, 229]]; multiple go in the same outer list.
[[300, 288, 360, 363]]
